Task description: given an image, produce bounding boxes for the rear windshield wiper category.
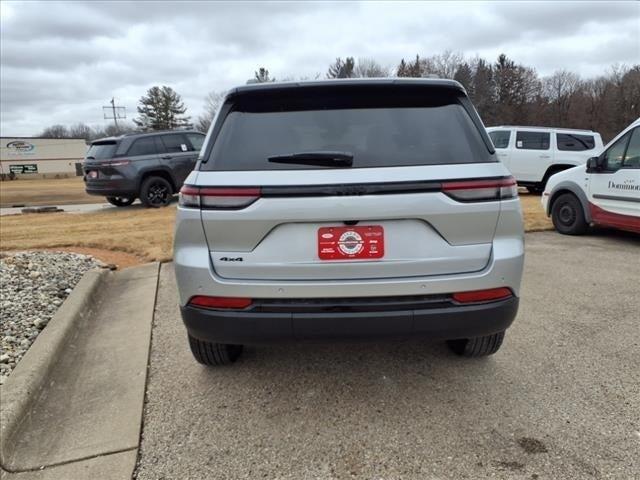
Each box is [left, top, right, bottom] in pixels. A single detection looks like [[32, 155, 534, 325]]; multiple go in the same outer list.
[[267, 151, 353, 167]]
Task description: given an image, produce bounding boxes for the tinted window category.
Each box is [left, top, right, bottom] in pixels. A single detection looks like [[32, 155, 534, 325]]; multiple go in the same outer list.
[[489, 130, 511, 149], [86, 142, 117, 160], [161, 134, 190, 153], [623, 128, 640, 168], [203, 96, 490, 171], [127, 137, 158, 156], [603, 132, 630, 170], [557, 133, 595, 151], [516, 131, 550, 150], [186, 133, 204, 151]]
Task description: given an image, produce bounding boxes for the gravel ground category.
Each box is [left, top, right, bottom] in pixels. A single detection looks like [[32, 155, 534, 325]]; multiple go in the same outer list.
[[136, 231, 640, 480], [0, 251, 101, 384]]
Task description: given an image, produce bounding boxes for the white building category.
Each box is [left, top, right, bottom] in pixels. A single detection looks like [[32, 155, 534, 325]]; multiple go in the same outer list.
[[0, 137, 88, 178]]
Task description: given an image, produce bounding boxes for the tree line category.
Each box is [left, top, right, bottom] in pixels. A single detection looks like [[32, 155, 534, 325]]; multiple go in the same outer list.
[[39, 52, 639, 143]]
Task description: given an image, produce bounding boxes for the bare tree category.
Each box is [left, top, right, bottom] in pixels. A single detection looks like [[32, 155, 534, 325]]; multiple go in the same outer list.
[[40, 124, 69, 138], [196, 91, 226, 133], [427, 50, 464, 79], [543, 70, 581, 125], [354, 58, 390, 78]]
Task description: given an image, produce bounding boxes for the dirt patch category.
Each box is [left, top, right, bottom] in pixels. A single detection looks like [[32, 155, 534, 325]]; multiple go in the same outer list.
[[518, 437, 549, 454]]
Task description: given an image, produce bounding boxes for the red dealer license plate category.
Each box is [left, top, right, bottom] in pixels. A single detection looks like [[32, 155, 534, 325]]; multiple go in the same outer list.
[[318, 225, 385, 260]]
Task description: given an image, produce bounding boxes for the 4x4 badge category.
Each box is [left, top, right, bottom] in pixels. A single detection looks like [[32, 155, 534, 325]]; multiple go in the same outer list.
[[219, 257, 243, 262]]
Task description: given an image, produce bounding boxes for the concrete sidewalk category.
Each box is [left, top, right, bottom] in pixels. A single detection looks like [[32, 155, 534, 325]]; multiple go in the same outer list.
[[1, 263, 159, 479]]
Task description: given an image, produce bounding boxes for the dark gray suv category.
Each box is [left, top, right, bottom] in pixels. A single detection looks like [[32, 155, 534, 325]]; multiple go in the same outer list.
[[84, 130, 205, 207]]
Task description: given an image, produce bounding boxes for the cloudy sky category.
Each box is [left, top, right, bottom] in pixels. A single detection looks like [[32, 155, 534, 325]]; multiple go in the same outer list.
[[1, 0, 638, 136]]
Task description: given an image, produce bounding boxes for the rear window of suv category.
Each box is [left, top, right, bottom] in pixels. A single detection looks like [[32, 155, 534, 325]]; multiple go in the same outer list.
[[556, 133, 595, 151], [202, 88, 492, 170], [86, 141, 118, 160]]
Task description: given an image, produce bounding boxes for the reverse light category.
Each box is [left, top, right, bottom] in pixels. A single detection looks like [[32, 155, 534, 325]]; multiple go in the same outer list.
[[188, 295, 253, 310], [442, 177, 517, 202], [452, 287, 513, 304], [179, 186, 261, 209]]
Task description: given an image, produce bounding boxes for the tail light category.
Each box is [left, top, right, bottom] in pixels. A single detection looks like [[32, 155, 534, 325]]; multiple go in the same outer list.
[[104, 159, 131, 167], [179, 186, 261, 209], [452, 287, 513, 304], [188, 295, 253, 310], [442, 177, 517, 202]]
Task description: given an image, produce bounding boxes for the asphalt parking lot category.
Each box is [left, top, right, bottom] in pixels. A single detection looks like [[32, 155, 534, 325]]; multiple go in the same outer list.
[[135, 231, 639, 480]]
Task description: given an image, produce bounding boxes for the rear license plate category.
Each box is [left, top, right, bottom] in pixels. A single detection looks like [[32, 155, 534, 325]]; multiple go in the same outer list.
[[87, 170, 98, 179], [318, 225, 384, 260]]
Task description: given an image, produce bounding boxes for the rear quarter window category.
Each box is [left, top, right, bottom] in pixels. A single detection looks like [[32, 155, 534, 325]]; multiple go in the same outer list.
[[186, 133, 205, 151], [488, 130, 511, 149], [127, 137, 159, 157], [202, 89, 492, 171], [556, 133, 595, 151]]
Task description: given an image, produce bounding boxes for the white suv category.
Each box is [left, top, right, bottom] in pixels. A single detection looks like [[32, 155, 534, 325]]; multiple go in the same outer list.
[[486, 126, 603, 193], [542, 118, 640, 235], [173, 79, 524, 366]]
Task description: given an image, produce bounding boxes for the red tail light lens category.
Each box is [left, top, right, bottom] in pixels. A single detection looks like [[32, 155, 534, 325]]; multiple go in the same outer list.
[[188, 295, 253, 309], [442, 177, 517, 202], [179, 186, 261, 209], [105, 159, 131, 167], [452, 287, 513, 304]]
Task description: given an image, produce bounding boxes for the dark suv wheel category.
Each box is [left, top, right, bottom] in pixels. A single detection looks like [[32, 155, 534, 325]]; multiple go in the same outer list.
[[140, 176, 173, 208], [188, 335, 243, 366], [447, 331, 505, 357], [106, 196, 135, 207], [551, 193, 588, 235]]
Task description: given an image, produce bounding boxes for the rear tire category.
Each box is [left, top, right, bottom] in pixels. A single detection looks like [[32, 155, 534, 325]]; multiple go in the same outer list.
[[551, 193, 588, 235], [447, 331, 505, 357], [188, 335, 243, 366], [106, 196, 135, 207], [140, 176, 173, 208]]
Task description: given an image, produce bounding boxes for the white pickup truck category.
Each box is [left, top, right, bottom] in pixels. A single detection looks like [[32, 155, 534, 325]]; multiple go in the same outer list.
[[487, 126, 603, 193], [542, 118, 640, 235]]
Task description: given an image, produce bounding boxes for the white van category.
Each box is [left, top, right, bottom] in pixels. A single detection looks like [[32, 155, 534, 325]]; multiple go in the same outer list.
[[486, 126, 603, 193], [542, 118, 639, 235]]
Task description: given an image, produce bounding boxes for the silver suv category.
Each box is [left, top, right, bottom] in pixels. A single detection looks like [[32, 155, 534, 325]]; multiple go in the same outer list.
[[174, 79, 524, 366]]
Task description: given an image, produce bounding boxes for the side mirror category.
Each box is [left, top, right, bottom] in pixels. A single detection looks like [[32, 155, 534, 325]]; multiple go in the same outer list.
[[586, 156, 604, 172]]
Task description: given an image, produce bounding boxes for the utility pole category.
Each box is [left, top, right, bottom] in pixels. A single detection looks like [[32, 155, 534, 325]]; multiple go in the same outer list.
[[102, 98, 126, 134], [111, 98, 119, 131]]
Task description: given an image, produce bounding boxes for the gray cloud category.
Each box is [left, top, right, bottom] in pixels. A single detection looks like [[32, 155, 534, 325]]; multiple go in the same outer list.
[[1, 0, 638, 136]]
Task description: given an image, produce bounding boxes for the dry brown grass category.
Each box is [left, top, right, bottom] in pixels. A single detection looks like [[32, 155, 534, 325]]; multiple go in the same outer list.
[[0, 177, 101, 207], [519, 192, 553, 231], [0, 193, 552, 262], [1, 206, 176, 262]]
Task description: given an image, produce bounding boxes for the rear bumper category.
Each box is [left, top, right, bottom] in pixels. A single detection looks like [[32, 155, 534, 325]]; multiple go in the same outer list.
[[84, 178, 138, 197], [181, 296, 519, 344]]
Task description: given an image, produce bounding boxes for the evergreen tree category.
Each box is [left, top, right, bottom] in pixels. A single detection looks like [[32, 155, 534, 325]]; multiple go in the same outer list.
[[255, 68, 274, 83], [134, 86, 190, 131], [327, 57, 355, 78]]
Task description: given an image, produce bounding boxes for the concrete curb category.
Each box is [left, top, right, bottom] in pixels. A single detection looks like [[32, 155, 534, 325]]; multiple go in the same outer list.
[[0, 268, 109, 467]]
